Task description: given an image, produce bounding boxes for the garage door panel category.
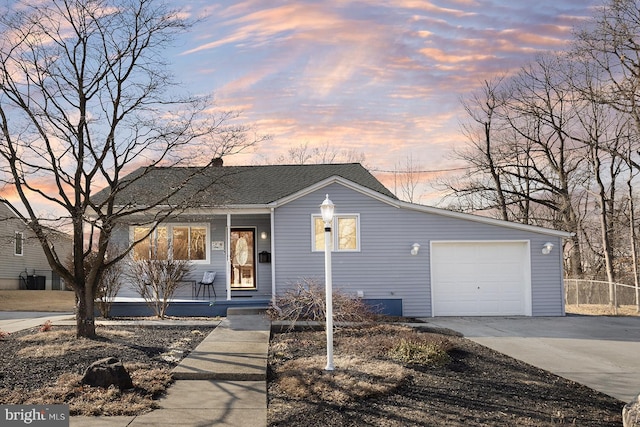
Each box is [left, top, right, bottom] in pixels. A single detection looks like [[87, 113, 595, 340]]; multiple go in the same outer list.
[[432, 242, 531, 316]]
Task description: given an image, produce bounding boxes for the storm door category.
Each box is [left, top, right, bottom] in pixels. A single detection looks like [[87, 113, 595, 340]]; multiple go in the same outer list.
[[230, 228, 256, 289]]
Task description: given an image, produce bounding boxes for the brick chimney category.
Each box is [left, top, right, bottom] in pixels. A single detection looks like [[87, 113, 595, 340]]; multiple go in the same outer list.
[[212, 157, 223, 167]]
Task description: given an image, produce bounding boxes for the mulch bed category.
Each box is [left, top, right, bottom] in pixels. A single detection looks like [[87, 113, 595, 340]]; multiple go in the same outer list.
[[0, 323, 214, 415], [267, 325, 624, 426], [0, 320, 626, 425]]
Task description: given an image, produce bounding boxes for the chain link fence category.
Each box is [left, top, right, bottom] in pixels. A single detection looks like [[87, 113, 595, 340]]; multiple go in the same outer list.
[[564, 279, 639, 306]]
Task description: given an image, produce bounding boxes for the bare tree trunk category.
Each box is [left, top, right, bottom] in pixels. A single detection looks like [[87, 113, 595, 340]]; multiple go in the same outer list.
[[591, 144, 616, 310], [75, 285, 96, 338], [628, 156, 640, 312], [484, 121, 508, 221]]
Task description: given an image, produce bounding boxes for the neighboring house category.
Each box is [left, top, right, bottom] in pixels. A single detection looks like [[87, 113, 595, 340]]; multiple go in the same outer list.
[[0, 202, 72, 290], [101, 162, 572, 317]]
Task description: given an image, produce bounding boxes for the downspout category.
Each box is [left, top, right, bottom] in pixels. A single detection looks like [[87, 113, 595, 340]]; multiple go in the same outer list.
[[270, 207, 276, 302], [226, 213, 231, 301]]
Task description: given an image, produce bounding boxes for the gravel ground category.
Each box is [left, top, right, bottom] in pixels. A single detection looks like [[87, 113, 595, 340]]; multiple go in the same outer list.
[[268, 325, 624, 427]]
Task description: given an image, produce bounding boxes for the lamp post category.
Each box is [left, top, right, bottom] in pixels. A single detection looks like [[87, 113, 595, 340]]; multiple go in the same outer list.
[[320, 194, 335, 371]]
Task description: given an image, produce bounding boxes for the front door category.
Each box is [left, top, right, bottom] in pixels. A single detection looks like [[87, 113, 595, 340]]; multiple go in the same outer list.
[[230, 228, 256, 289]]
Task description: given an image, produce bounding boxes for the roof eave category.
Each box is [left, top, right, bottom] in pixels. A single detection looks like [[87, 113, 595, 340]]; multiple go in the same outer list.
[[397, 200, 575, 238]]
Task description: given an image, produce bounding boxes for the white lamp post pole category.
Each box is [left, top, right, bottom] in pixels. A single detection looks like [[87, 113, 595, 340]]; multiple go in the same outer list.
[[320, 194, 335, 371]]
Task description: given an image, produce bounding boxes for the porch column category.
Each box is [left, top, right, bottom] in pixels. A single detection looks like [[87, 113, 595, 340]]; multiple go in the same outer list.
[[226, 213, 231, 301], [270, 207, 276, 302]]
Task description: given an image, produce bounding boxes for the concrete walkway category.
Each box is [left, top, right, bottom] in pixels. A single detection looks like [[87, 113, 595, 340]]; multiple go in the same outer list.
[[0, 311, 75, 333], [70, 309, 270, 427], [425, 315, 640, 402], [0, 309, 270, 427]]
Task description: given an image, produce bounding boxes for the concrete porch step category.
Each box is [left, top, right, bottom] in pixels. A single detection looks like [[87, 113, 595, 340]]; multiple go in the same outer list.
[[226, 306, 269, 316]]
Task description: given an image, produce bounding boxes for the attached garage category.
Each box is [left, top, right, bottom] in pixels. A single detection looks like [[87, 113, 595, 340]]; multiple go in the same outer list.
[[431, 241, 532, 316]]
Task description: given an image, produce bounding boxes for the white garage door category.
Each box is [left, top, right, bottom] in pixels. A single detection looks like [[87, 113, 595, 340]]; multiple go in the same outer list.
[[431, 241, 531, 316]]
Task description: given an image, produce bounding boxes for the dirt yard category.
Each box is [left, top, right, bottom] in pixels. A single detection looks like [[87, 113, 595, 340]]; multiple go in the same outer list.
[[0, 292, 628, 425], [0, 323, 213, 415], [268, 324, 623, 426], [0, 290, 75, 312]]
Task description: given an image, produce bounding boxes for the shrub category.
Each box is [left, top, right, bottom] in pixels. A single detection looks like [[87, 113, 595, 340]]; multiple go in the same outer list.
[[388, 338, 451, 366], [96, 253, 124, 318], [267, 278, 376, 330], [128, 259, 192, 319]]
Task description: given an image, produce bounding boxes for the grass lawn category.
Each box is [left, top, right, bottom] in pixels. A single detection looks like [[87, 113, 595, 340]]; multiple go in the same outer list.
[[565, 304, 639, 316], [0, 290, 75, 312]]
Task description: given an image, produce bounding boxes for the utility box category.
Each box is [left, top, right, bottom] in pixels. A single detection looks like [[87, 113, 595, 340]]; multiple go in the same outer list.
[[27, 275, 46, 290]]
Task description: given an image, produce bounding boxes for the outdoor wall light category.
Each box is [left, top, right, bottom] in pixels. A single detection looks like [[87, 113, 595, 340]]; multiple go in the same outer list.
[[542, 242, 554, 255], [411, 243, 421, 256], [260, 231, 268, 240]]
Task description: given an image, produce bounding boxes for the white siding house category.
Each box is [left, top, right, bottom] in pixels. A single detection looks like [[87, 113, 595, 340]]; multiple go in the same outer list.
[[0, 202, 72, 290]]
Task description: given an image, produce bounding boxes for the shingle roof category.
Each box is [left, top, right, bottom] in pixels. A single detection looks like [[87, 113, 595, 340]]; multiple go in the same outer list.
[[97, 163, 396, 207]]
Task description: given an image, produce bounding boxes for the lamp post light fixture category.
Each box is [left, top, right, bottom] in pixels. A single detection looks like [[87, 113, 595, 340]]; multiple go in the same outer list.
[[320, 194, 335, 371]]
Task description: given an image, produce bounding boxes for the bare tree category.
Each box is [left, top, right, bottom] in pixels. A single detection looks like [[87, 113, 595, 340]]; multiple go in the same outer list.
[[453, 77, 510, 220], [447, 0, 640, 288], [394, 154, 422, 203], [626, 148, 640, 311], [571, 0, 640, 294], [574, 0, 640, 134], [0, 0, 262, 337], [95, 247, 125, 319], [128, 258, 191, 319], [260, 141, 366, 166], [449, 54, 588, 276]]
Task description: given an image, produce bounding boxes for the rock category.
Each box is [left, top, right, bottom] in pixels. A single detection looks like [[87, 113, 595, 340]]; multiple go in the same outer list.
[[623, 393, 640, 427], [81, 357, 133, 389]]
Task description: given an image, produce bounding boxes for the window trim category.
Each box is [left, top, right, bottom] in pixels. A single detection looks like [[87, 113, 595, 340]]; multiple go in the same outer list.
[[311, 214, 360, 252], [14, 231, 24, 256], [130, 223, 210, 263]]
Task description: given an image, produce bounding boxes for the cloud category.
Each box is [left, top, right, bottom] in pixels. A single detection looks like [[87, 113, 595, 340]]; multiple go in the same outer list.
[[151, 0, 604, 197]]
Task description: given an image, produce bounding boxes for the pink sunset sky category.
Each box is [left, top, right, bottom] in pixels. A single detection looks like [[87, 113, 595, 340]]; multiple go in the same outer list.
[[166, 0, 602, 203], [1, 0, 604, 212]]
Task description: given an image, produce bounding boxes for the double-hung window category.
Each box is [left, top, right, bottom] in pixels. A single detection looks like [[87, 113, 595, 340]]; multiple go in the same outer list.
[[132, 224, 208, 262], [312, 214, 360, 252]]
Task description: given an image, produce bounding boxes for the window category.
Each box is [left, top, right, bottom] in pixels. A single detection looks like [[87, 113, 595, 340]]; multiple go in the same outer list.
[[313, 214, 360, 252], [132, 224, 208, 262], [14, 232, 23, 256]]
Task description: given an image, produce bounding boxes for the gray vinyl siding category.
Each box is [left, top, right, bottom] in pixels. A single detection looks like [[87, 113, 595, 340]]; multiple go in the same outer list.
[[274, 183, 565, 317], [113, 214, 272, 300]]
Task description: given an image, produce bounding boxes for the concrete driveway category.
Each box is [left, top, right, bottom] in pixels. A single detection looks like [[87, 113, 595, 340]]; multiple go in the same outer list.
[[425, 315, 640, 402]]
